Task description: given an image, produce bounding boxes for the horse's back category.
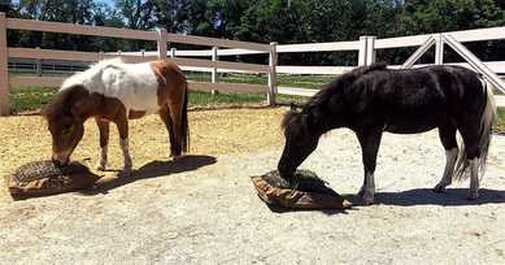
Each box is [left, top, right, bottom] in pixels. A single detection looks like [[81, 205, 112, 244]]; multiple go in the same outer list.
[[351, 65, 485, 133], [100, 61, 160, 114], [61, 59, 186, 115]]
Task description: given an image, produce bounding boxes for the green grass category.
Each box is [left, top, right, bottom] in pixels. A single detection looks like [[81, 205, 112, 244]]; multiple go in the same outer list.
[[189, 90, 265, 106], [185, 72, 334, 89], [497, 108, 505, 134], [7, 73, 318, 114], [9, 87, 57, 114], [7, 86, 273, 114]]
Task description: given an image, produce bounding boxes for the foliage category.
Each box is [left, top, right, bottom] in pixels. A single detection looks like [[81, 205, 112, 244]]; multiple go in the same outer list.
[[4, 0, 505, 64], [497, 107, 505, 134]]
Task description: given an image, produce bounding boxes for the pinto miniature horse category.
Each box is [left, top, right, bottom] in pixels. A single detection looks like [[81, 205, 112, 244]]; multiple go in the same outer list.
[[43, 58, 189, 176], [278, 64, 496, 204]]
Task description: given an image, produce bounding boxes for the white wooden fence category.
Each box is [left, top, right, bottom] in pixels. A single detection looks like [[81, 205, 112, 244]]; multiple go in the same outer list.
[[0, 13, 277, 115], [1, 12, 505, 115], [157, 28, 505, 107]]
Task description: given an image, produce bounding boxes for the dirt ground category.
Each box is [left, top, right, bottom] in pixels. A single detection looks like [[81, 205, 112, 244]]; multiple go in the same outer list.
[[0, 107, 285, 180], [1, 108, 505, 265]]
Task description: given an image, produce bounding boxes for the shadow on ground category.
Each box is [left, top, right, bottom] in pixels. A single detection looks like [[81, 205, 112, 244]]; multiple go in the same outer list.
[[262, 188, 505, 214], [367, 188, 505, 206], [82, 155, 217, 195], [264, 202, 355, 216]]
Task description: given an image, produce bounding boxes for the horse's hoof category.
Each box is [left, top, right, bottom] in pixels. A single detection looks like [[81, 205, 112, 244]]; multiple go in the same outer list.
[[358, 191, 375, 205], [171, 154, 184, 161], [96, 163, 107, 171], [119, 168, 132, 177], [357, 188, 375, 205], [432, 185, 446, 193], [361, 197, 375, 205]]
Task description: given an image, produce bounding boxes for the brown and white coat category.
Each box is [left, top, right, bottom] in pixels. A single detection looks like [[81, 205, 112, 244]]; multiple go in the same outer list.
[[43, 58, 189, 175]]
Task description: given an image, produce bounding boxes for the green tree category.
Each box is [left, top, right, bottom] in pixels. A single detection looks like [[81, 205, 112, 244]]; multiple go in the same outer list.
[[398, 0, 505, 62]]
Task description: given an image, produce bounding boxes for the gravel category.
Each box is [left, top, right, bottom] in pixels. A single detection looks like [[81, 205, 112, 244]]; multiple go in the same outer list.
[[1, 129, 505, 265]]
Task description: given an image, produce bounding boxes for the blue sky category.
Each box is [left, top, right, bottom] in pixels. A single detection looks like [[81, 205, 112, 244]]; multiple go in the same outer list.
[[97, 0, 114, 8], [12, 0, 114, 8]]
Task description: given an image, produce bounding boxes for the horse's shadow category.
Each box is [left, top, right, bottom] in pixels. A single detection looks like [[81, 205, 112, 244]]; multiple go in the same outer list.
[[348, 188, 505, 207], [82, 155, 216, 195], [265, 188, 505, 215], [265, 203, 355, 216]]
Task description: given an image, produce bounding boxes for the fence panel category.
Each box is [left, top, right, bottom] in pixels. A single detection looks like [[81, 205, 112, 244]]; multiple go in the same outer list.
[[0, 13, 8, 115]]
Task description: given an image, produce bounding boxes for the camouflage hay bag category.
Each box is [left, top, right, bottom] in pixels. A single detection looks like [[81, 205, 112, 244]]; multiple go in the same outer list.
[[251, 170, 351, 210], [5, 160, 100, 199]]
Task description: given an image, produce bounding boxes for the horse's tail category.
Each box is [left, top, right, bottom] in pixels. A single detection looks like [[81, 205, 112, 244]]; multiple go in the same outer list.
[[181, 80, 190, 153], [454, 80, 496, 180]]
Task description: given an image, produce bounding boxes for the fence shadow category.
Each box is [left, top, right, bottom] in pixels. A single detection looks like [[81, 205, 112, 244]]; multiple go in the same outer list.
[[348, 188, 505, 207], [82, 155, 217, 195]]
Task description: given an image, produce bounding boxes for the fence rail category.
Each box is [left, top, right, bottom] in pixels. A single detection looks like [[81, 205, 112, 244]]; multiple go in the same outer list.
[[6, 18, 159, 41], [0, 14, 277, 115], [1, 13, 505, 116]]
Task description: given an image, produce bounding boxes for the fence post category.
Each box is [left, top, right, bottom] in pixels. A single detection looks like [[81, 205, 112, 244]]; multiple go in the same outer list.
[[157, 28, 167, 60], [0, 12, 9, 115], [358, 36, 368, 66], [366, 36, 376, 65], [170, 48, 176, 58], [211, 46, 218, 94], [35, 47, 42, 76], [267, 42, 277, 106], [435, 33, 444, 65]]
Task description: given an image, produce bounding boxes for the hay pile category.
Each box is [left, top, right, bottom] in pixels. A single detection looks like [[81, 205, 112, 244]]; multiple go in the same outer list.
[[7, 160, 99, 199], [251, 170, 352, 210], [0, 108, 287, 201]]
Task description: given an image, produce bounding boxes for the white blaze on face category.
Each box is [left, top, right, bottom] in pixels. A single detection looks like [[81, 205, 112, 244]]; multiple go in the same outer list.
[[61, 58, 161, 115]]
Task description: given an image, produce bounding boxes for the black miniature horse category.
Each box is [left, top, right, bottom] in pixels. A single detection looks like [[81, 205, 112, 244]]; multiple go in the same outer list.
[[278, 64, 496, 204]]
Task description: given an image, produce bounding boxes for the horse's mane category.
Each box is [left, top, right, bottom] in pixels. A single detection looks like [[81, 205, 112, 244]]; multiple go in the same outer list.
[[281, 63, 387, 134], [307, 63, 387, 109], [61, 57, 125, 91]]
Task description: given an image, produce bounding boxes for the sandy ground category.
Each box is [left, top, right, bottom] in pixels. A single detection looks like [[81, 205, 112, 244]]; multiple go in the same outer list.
[[1, 108, 505, 265]]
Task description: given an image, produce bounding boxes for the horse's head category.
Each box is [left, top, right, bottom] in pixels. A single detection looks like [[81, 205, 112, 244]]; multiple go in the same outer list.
[[42, 86, 87, 166], [278, 104, 321, 178]]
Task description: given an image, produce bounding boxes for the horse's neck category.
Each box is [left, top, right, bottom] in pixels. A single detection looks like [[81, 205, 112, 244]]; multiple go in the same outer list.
[[64, 91, 97, 121]]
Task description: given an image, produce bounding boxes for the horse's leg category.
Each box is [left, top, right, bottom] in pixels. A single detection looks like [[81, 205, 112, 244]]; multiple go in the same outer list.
[[115, 114, 132, 176], [159, 105, 177, 158], [356, 129, 383, 205], [167, 101, 184, 158], [459, 125, 482, 200], [95, 118, 110, 171], [433, 123, 458, 193]]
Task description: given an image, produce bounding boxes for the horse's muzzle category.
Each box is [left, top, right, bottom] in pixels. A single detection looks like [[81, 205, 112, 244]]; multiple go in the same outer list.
[[52, 152, 70, 166]]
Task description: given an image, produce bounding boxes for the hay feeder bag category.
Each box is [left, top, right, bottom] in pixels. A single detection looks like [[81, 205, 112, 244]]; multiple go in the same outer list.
[[5, 160, 100, 199], [251, 170, 351, 210]]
